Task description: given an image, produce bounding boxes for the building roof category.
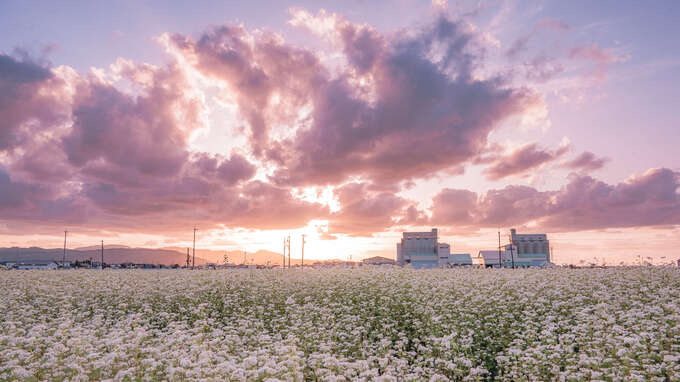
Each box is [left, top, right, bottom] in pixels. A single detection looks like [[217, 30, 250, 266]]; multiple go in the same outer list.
[[16, 260, 59, 265], [478, 251, 513, 265], [478, 250, 504, 259], [449, 254, 472, 264], [362, 256, 395, 263]]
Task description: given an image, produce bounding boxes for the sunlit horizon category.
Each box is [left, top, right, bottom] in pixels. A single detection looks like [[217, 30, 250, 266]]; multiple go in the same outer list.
[[1, 0, 679, 265]]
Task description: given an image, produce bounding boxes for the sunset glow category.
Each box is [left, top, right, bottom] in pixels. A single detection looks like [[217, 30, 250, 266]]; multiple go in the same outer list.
[[1, 1, 679, 264]]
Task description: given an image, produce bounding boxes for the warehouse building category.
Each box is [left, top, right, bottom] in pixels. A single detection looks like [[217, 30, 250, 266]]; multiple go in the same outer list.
[[14, 261, 59, 270], [448, 253, 473, 267], [362, 256, 396, 266], [476, 250, 505, 268], [476, 246, 551, 268]]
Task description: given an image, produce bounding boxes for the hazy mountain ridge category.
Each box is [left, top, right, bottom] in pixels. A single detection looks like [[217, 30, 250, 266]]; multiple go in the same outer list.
[[75, 244, 131, 250], [0, 247, 207, 266], [0, 246, 348, 266]]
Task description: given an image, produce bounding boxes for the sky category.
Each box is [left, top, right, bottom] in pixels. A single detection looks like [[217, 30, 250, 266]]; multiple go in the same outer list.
[[0, 0, 679, 265]]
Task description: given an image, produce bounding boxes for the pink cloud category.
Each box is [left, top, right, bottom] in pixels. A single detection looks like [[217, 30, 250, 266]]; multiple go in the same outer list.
[[169, 13, 534, 188], [62, 64, 203, 178], [430, 168, 680, 231], [569, 43, 628, 80], [327, 182, 409, 236], [506, 18, 569, 58], [0, 13, 671, 242], [0, 53, 70, 151], [0, 50, 327, 235], [482, 142, 569, 180], [561, 151, 609, 172]]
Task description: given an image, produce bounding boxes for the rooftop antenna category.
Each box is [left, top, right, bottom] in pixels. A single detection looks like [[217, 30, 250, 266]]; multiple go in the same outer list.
[[301, 234, 306, 270], [192, 226, 197, 270], [62, 229, 68, 268]]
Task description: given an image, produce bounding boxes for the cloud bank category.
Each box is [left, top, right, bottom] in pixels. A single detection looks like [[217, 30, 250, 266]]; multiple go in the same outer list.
[[0, 9, 674, 240]]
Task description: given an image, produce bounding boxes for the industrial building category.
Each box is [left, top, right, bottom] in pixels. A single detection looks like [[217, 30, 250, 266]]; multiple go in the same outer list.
[[396, 229, 464, 268], [397, 229, 440, 268], [476, 249, 551, 268], [397, 228, 553, 269], [475, 228, 553, 268], [510, 228, 550, 258]]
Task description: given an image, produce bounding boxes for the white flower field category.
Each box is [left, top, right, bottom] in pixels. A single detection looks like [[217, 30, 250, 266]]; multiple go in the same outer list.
[[1, 267, 679, 381]]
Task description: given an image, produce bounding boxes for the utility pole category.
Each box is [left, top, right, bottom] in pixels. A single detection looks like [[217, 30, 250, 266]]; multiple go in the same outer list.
[[282, 237, 287, 268], [192, 226, 197, 270], [287, 235, 291, 268], [498, 229, 502, 269], [101, 240, 104, 269], [511, 243, 515, 269], [301, 234, 306, 270], [63, 229, 68, 268]]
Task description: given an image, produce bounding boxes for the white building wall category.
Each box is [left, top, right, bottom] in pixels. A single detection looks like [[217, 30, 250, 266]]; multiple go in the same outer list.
[[437, 243, 450, 267]]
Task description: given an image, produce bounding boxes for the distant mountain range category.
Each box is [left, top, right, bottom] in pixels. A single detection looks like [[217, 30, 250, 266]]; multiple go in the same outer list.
[[75, 244, 131, 250], [0, 246, 206, 266], [0, 246, 340, 266]]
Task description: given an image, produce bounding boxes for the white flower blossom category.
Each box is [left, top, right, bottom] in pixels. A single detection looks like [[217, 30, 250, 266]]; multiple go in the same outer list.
[[0, 267, 678, 380]]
